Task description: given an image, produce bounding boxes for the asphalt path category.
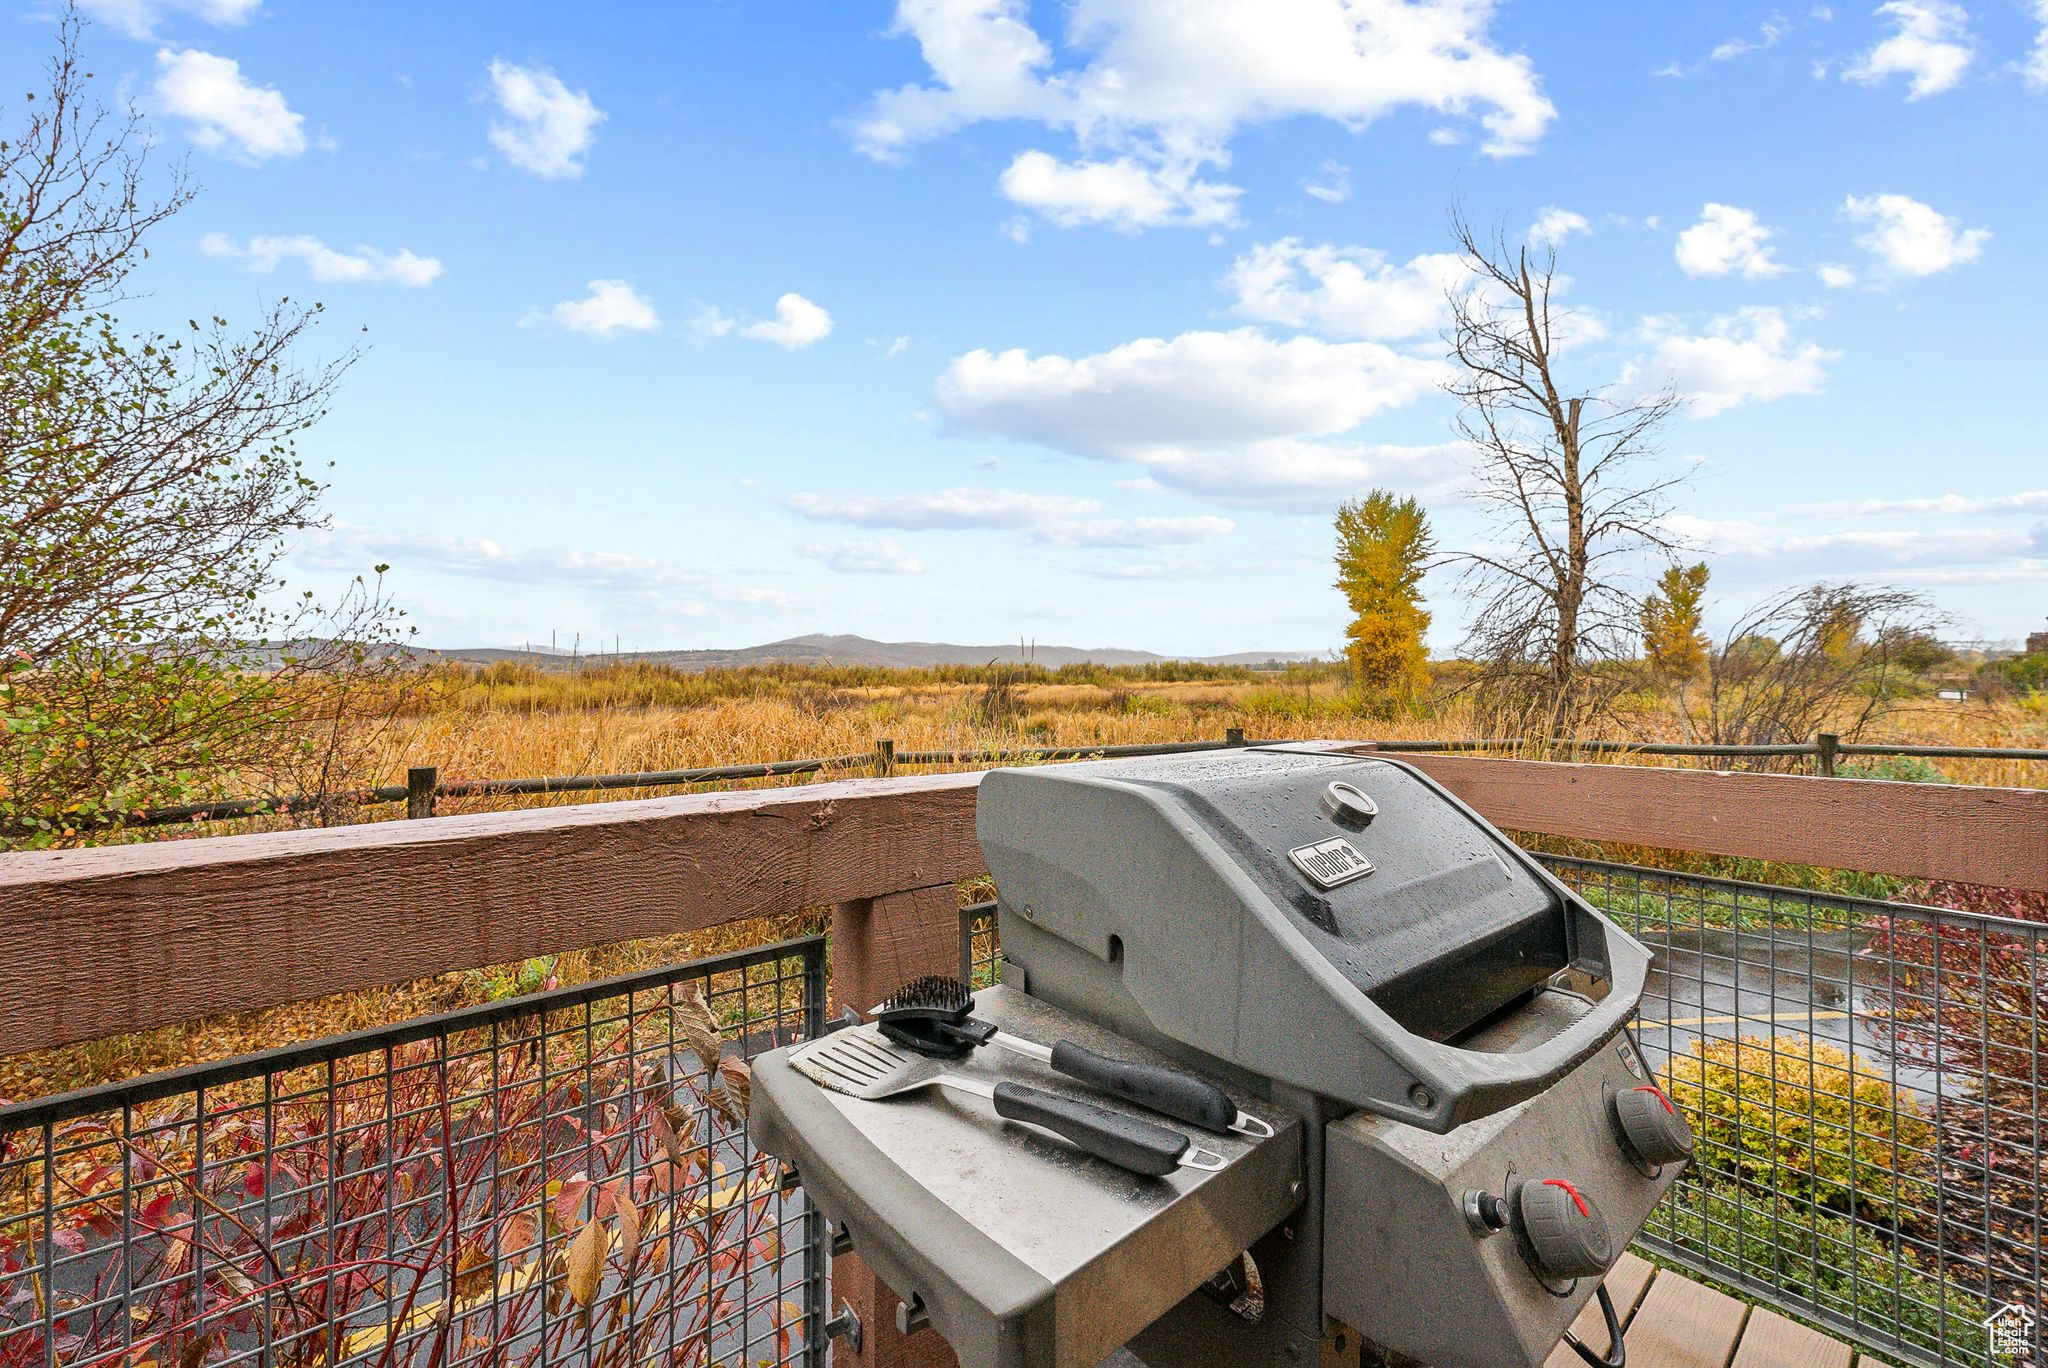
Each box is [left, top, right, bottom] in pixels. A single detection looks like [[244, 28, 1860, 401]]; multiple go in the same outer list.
[[1627, 923, 1949, 1100]]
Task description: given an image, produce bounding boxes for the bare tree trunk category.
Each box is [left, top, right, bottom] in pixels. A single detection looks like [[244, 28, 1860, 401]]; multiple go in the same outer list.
[[1443, 211, 1684, 733]]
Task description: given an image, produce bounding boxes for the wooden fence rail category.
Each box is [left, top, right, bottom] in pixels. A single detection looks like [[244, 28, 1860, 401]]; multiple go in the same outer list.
[[29, 728, 2048, 835], [5, 754, 2045, 1059]]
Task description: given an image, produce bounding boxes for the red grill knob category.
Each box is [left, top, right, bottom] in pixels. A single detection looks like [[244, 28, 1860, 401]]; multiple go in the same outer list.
[[1516, 1179, 1612, 1282], [1613, 1084, 1693, 1169]]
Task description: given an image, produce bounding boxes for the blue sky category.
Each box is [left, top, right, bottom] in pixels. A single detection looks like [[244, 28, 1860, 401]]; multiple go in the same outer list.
[[9, 0, 2047, 654]]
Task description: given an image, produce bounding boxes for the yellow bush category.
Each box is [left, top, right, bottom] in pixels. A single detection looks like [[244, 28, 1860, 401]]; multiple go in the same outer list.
[[1662, 1035, 1935, 1213]]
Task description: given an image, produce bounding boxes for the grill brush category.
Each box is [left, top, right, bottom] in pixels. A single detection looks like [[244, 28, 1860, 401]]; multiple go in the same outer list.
[[872, 975, 1274, 1138]]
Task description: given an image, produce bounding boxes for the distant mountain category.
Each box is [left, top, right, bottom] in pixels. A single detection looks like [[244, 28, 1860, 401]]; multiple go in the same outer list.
[[415, 633, 1327, 672]]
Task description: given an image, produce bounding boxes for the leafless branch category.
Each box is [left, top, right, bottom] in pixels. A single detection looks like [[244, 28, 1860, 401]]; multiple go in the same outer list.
[[1442, 207, 1685, 732]]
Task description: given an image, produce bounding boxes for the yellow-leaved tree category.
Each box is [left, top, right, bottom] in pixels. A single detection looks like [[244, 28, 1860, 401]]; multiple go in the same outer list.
[[1333, 491, 1434, 701], [1640, 562, 1711, 680]]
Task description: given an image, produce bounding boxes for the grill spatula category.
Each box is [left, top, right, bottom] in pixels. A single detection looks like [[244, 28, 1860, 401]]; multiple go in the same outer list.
[[788, 1025, 1225, 1178], [871, 976, 1275, 1139]]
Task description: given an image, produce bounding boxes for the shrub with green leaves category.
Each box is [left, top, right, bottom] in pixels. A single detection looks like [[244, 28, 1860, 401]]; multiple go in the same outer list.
[[1, 17, 413, 849], [1662, 1035, 1936, 1213], [1975, 651, 2048, 696], [1654, 1180, 1989, 1363], [1837, 756, 1952, 784]]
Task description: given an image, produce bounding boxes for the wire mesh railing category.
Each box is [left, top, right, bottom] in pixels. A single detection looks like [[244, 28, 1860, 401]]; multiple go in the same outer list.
[[0, 936, 828, 1368], [1548, 856, 2044, 1368], [6, 861, 2040, 1366], [958, 861, 2043, 1367], [960, 901, 1000, 991]]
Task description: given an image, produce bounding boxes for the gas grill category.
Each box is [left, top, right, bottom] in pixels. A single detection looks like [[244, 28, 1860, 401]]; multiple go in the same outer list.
[[751, 742, 1692, 1367]]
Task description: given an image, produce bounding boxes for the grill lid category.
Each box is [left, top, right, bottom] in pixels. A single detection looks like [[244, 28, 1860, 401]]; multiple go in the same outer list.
[[977, 743, 1651, 1131], [1114, 749, 1569, 1042]]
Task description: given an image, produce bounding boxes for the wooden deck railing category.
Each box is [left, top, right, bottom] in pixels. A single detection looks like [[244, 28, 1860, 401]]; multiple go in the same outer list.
[[6, 753, 2045, 1059], [4, 752, 2045, 1367]]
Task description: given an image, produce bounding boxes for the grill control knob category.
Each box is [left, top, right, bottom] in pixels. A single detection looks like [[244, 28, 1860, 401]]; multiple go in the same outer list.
[[1321, 781, 1378, 828], [1516, 1179, 1612, 1283], [1613, 1084, 1694, 1170]]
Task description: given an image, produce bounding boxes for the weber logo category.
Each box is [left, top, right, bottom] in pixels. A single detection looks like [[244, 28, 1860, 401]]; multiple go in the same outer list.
[[1289, 837, 1375, 889]]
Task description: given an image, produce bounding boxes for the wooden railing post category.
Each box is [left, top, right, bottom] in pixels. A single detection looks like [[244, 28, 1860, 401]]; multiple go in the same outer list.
[[874, 738, 896, 778], [1814, 733, 1840, 778], [1225, 726, 1246, 747], [406, 766, 438, 819], [828, 883, 959, 1027], [828, 882, 963, 1367]]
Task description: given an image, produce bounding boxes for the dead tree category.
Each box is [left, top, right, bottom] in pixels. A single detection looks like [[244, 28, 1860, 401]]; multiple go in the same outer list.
[[1682, 583, 1945, 759], [1445, 211, 1685, 734]]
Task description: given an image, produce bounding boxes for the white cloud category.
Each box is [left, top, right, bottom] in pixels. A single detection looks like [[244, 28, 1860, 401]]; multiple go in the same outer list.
[[1131, 438, 1469, 508], [299, 523, 705, 592], [737, 293, 834, 349], [2028, 1, 2048, 87], [1665, 515, 2028, 570], [1225, 237, 1602, 351], [1844, 0, 1973, 98], [1302, 159, 1351, 204], [789, 489, 1232, 549], [294, 523, 804, 633], [1225, 239, 1469, 341], [80, 0, 258, 40], [487, 60, 604, 179], [200, 233, 442, 286], [787, 487, 1098, 530], [1792, 489, 2048, 516], [690, 306, 737, 342], [856, 0, 1555, 231], [1622, 307, 1836, 417], [803, 539, 925, 574], [935, 326, 1459, 507], [1817, 262, 1859, 288], [152, 48, 305, 161], [939, 328, 1442, 455], [530, 279, 659, 336], [999, 150, 1241, 230], [1056, 515, 1234, 548], [1530, 206, 1590, 247], [1710, 16, 1791, 60], [1673, 204, 1788, 278], [698, 294, 835, 349], [1842, 192, 1988, 275]]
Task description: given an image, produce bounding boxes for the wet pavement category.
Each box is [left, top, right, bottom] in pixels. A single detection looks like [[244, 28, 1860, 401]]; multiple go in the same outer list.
[[1630, 924, 1947, 1099]]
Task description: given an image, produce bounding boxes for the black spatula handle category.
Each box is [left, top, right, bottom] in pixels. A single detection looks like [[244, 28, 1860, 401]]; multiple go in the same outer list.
[[992, 1082, 1189, 1177], [1048, 1042, 1238, 1133]]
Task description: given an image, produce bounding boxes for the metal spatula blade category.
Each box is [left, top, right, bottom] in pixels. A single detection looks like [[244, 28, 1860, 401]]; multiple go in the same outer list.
[[789, 1026, 1224, 1177], [790, 1026, 951, 1100]]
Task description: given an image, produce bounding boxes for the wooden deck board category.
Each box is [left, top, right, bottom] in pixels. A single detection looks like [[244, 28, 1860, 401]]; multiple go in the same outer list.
[[1544, 1253, 1659, 1368], [1731, 1307, 1855, 1368], [1621, 1269, 1750, 1368]]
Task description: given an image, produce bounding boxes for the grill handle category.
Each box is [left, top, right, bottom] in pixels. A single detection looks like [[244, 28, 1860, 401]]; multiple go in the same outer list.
[[1048, 1041, 1239, 1133], [1405, 915, 1653, 1128], [991, 1081, 1190, 1177]]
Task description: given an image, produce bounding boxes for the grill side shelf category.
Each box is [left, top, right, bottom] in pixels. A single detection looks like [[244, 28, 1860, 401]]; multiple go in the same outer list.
[[748, 986, 1305, 1368]]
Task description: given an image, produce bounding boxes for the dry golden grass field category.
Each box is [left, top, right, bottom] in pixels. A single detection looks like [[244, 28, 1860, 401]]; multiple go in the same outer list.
[[374, 662, 2048, 807], [5, 660, 2044, 1104]]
